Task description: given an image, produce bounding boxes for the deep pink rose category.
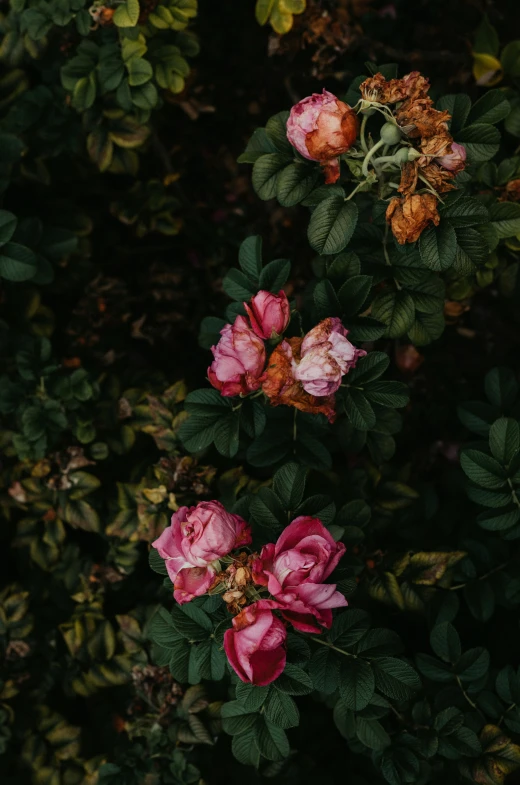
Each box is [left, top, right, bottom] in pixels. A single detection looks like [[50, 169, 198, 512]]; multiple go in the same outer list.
[[253, 516, 347, 633], [152, 501, 251, 604], [223, 601, 287, 686], [286, 89, 358, 184], [244, 290, 290, 340], [436, 142, 466, 173], [294, 317, 366, 397], [208, 315, 266, 397]]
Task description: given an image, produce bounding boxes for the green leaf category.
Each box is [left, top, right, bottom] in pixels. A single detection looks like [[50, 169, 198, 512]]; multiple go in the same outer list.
[[485, 367, 519, 409], [307, 195, 358, 255], [489, 202, 520, 239], [314, 278, 341, 319], [309, 647, 340, 694], [371, 289, 415, 338], [276, 162, 319, 206], [127, 57, 153, 87], [456, 647, 490, 682], [430, 622, 461, 664], [456, 124, 500, 163], [252, 153, 290, 200], [113, 0, 140, 27], [477, 506, 520, 532], [356, 717, 391, 750], [231, 727, 260, 767], [274, 663, 313, 695], [273, 462, 306, 509], [214, 413, 240, 458], [343, 388, 376, 430], [467, 90, 510, 125], [235, 683, 269, 711], [148, 548, 168, 576], [464, 581, 495, 623], [265, 111, 292, 154], [373, 657, 421, 700], [474, 15, 499, 56], [149, 607, 182, 647], [223, 267, 257, 301], [419, 223, 457, 271], [442, 197, 489, 228], [437, 94, 471, 134], [501, 40, 520, 77], [221, 701, 258, 735], [249, 487, 286, 528], [264, 689, 299, 728], [337, 275, 373, 317], [170, 605, 212, 640], [347, 352, 389, 385], [0, 243, 37, 281], [259, 258, 291, 292], [489, 417, 520, 464], [254, 716, 290, 761], [331, 609, 371, 648], [364, 381, 409, 409], [239, 235, 263, 281], [339, 659, 375, 710], [460, 449, 507, 489], [0, 210, 17, 245]]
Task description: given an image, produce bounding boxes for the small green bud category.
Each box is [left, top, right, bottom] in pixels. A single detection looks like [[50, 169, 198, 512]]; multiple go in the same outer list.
[[393, 148, 410, 165], [380, 122, 402, 145]]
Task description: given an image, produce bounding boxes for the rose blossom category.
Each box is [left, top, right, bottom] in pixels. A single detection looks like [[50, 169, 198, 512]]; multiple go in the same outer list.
[[152, 501, 251, 604], [244, 289, 290, 340], [223, 601, 287, 686], [286, 89, 358, 184], [436, 142, 466, 174], [208, 315, 266, 397], [253, 516, 347, 633], [294, 317, 366, 397]]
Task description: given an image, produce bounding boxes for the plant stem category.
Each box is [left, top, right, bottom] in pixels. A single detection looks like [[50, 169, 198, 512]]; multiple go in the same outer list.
[[359, 114, 369, 153], [449, 561, 510, 591], [456, 676, 478, 710], [346, 180, 369, 200], [310, 635, 357, 658], [362, 138, 386, 177]]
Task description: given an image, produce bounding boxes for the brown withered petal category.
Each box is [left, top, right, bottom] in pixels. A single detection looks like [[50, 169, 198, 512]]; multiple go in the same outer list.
[[386, 193, 440, 244], [262, 337, 336, 422], [419, 132, 453, 160], [359, 71, 430, 105], [420, 163, 456, 194], [398, 161, 419, 196], [396, 100, 450, 139], [501, 179, 520, 202]]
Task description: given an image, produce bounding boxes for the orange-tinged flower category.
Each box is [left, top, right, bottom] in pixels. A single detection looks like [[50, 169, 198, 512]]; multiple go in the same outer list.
[[262, 337, 337, 422], [386, 193, 440, 244]]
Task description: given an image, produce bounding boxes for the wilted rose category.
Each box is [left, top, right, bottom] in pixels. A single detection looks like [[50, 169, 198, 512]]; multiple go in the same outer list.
[[223, 602, 287, 686], [386, 193, 440, 244], [295, 317, 366, 397], [286, 89, 358, 184], [208, 315, 266, 397], [262, 337, 337, 422], [436, 142, 466, 173], [244, 289, 290, 340], [152, 501, 251, 604], [253, 516, 347, 633]]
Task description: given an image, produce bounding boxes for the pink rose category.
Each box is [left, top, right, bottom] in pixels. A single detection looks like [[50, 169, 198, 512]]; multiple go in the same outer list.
[[436, 142, 466, 173], [152, 501, 251, 604], [253, 516, 347, 633], [244, 290, 290, 340], [223, 601, 287, 686], [294, 317, 366, 397], [208, 315, 266, 397], [286, 89, 358, 184]]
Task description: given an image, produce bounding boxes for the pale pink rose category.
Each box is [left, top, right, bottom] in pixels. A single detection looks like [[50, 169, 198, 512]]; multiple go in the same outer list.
[[244, 290, 290, 340], [152, 501, 251, 604], [253, 516, 347, 633], [223, 601, 287, 686], [208, 315, 266, 397], [436, 142, 466, 173], [286, 90, 358, 184], [294, 317, 366, 397]]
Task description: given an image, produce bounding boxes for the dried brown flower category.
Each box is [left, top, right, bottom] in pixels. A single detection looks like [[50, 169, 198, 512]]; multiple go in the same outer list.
[[386, 194, 440, 244]]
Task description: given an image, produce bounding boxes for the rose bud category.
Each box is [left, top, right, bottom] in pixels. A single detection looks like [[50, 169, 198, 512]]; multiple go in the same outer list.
[[294, 317, 366, 397], [223, 602, 287, 686], [253, 516, 347, 633], [152, 501, 251, 605], [286, 89, 358, 184], [244, 289, 290, 340], [436, 142, 466, 174], [208, 315, 266, 397]]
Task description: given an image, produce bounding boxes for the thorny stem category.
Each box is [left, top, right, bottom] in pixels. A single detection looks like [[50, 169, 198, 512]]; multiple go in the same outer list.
[[362, 138, 386, 177], [456, 676, 479, 711]]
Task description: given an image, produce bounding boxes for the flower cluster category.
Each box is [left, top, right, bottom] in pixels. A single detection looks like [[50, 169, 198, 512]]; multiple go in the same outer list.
[[208, 293, 364, 422], [152, 504, 346, 685], [359, 71, 467, 243]]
